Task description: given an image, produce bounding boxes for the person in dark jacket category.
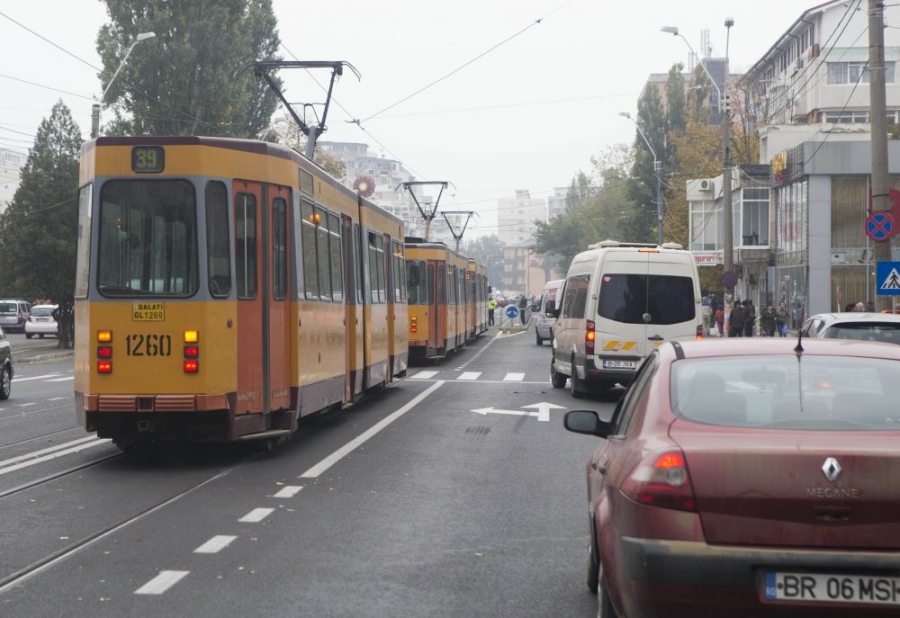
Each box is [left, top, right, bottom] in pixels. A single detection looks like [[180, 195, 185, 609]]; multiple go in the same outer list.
[[518, 294, 528, 325], [729, 301, 745, 337], [760, 302, 776, 337], [743, 300, 756, 337]]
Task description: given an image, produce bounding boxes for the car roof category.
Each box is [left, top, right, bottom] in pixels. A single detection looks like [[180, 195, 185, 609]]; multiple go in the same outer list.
[[806, 312, 900, 325], [660, 337, 900, 362]]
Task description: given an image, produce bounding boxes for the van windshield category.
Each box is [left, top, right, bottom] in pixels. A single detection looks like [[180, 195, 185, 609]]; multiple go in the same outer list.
[[598, 274, 695, 325]]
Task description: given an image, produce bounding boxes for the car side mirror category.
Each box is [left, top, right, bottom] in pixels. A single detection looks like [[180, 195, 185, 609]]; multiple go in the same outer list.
[[564, 410, 612, 439]]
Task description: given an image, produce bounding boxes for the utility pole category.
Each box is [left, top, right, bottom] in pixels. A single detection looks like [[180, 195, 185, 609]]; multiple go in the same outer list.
[[870, 0, 891, 311], [722, 18, 734, 307]]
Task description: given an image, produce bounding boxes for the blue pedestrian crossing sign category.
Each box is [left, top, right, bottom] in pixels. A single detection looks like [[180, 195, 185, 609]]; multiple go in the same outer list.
[[505, 305, 519, 319], [876, 261, 900, 295]]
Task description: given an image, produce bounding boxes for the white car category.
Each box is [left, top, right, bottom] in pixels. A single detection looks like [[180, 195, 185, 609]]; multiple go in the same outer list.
[[25, 304, 58, 339]]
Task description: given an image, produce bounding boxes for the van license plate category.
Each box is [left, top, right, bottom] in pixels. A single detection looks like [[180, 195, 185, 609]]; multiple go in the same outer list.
[[602, 360, 636, 370], [764, 572, 900, 605]]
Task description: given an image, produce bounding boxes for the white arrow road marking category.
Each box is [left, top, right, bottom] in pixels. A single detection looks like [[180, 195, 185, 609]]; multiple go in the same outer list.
[[523, 402, 566, 422], [471, 407, 539, 418], [135, 570, 190, 595]]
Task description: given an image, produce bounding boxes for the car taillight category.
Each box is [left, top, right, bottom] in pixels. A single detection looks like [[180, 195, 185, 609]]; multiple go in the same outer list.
[[26, 316, 32, 322], [620, 448, 697, 512], [585, 320, 595, 355], [696, 325, 704, 340]]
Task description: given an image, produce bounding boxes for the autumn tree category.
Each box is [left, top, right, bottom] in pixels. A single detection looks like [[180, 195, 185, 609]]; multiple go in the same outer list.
[[0, 101, 82, 345], [97, 0, 282, 137]]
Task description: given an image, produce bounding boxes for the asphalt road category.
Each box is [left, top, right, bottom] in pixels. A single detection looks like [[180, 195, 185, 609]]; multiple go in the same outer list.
[[0, 325, 620, 617]]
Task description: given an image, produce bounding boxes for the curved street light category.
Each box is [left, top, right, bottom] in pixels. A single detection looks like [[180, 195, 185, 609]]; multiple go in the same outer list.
[[660, 26, 721, 111], [91, 31, 156, 138], [619, 112, 663, 245]]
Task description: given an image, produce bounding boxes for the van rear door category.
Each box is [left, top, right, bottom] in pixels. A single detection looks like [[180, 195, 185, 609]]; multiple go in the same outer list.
[[596, 252, 698, 363]]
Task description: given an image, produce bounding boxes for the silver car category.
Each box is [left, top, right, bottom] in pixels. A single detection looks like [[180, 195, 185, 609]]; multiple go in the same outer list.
[[0, 300, 31, 334], [799, 312, 900, 343]]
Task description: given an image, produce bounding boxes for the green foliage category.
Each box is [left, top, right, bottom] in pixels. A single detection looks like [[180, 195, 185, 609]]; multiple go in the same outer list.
[[98, 0, 282, 137], [0, 101, 81, 304], [625, 85, 667, 243], [459, 235, 505, 291]]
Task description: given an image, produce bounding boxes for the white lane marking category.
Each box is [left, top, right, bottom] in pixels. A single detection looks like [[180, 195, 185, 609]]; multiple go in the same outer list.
[[0, 436, 103, 473], [239, 508, 274, 523], [14, 403, 37, 407], [410, 370, 438, 379], [47, 397, 68, 401], [46, 376, 75, 382], [194, 535, 237, 554], [301, 380, 445, 478], [0, 438, 110, 476], [135, 570, 190, 595], [457, 372, 481, 380], [503, 373, 525, 381], [12, 374, 60, 382], [273, 485, 303, 498]]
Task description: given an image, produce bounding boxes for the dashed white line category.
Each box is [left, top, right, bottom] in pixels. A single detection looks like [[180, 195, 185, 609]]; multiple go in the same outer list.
[[194, 535, 237, 554], [135, 570, 190, 595], [503, 373, 525, 381], [273, 485, 303, 498], [239, 508, 274, 523], [458, 372, 481, 380]]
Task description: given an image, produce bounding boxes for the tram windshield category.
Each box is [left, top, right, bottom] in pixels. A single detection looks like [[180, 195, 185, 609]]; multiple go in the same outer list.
[[97, 180, 198, 297]]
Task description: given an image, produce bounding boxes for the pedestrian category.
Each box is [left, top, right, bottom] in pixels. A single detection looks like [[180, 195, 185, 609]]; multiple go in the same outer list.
[[743, 300, 756, 337], [760, 302, 776, 337], [854, 302, 865, 312], [844, 303, 856, 312], [487, 297, 496, 326], [776, 302, 789, 337], [518, 294, 528, 325], [714, 305, 724, 337], [729, 301, 745, 337]]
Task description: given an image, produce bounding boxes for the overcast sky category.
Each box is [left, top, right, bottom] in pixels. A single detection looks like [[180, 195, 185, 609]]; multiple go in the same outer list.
[[1, 0, 822, 235]]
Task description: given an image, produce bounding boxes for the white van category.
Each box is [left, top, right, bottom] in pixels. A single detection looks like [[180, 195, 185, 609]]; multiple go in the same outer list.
[[533, 279, 564, 345], [548, 240, 702, 397]]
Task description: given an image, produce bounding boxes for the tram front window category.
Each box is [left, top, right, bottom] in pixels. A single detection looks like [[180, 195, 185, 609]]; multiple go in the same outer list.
[[97, 180, 198, 297]]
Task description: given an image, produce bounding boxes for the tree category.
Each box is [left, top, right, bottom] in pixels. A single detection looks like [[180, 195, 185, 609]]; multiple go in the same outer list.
[[97, 0, 283, 138], [459, 235, 505, 292], [269, 117, 346, 179], [625, 84, 667, 242], [0, 101, 82, 346]]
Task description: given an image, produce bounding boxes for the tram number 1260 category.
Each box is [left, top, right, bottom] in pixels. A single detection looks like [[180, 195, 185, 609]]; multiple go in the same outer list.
[[125, 334, 172, 357]]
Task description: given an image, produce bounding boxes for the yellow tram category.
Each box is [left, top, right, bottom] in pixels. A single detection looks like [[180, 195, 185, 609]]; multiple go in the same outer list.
[[405, 239, 486, 361], [74, 136, 408, 448]]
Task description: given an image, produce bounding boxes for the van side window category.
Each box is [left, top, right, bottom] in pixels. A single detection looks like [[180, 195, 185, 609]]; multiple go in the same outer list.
[[561, 275, 590, 319], [598, 274, 696, 325]]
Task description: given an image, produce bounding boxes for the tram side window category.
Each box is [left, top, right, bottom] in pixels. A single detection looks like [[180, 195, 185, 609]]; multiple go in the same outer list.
[[407, 259, 426, 305], [97, 180, 198, 297], [392, 241, 407, 303], [315, 206, 332, 300], [75, 184, 92, 298], [272, 197, 287, 300], [368, 232, 386, 304], [235, 193, 257, 299], [206, 182, 231, 298], [300, 201, 319, 299], [328, 212, 343, 302]]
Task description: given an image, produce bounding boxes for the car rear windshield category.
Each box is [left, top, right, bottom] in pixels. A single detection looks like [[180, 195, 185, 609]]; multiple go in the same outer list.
[[31, 306, 55, 316], [824, 323, 900, 344], [0, 303, 16, 313], [598, 274, 695, 325], [671, 355, 900, 430]]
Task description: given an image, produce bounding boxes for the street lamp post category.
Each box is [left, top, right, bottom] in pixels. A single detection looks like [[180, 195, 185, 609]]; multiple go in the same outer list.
[[619, 112, 663, 245], [662, 21, 733, 306], [91, 31, 156, 139]]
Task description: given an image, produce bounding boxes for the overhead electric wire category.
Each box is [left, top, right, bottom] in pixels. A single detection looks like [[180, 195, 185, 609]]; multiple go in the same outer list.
[[0, 9, 101, 72]]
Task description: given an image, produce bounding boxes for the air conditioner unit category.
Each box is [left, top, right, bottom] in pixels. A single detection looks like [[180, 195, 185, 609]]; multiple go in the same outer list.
[[699, 179, 713, 191], [796, 58, 805, 70]]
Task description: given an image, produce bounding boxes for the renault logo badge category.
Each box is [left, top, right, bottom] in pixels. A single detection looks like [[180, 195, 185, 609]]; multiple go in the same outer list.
[[822, 457, 842, 482]]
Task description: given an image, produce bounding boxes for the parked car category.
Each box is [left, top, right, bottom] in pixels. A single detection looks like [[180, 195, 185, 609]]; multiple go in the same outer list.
[[565, 337, 900, 617], [800, 312, 900, 343], [0, 299, 31, 333], [0, 326, 12, 400], [25, 304, 59, 339]]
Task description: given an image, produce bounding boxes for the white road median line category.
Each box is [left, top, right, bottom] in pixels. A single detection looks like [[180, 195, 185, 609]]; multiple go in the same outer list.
[[0, 437, 110, 476], [273, 485, 303, 498], [0, 436, 100, 469], [46, 376, 75, 382], [239, 508, 274, 523], [301, 380, 445, 479], [11, 374, 60, 382], [194, 535, 237, 554], [135, 570, 190, 595]]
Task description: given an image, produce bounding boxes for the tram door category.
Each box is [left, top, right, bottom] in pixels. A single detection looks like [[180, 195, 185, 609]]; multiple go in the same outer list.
[[233, 181, 291, 415], [430, 260, 445, 352]]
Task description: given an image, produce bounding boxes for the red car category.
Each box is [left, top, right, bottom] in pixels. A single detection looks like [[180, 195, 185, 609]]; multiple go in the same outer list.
[[565, 337, 900, 617]]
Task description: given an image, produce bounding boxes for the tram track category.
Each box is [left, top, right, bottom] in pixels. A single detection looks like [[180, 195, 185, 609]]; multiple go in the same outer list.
[[0, 458, 246, 595]]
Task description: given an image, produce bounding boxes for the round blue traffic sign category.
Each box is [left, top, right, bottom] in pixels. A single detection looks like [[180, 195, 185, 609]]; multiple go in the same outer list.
[[866, 212, 894, 241], [722, 271, 738, 288], [505, 306, 519, 319]]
